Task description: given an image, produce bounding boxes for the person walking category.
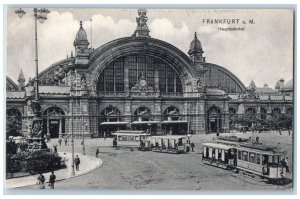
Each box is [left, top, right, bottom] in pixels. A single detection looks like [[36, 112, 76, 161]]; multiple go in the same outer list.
[[53, 145, 58, 153], [95, 148, 99, 158], [58, 137, 62, 146], [191, 142, 195, 152], [256, 136, 259, 143], [36, 173, 45, 189], [103, 131, 106, 140], [285, 157, 290, 173], [64, 138, 68, 146], [74, 155, 80, 171], [49, 171, 56, 189]]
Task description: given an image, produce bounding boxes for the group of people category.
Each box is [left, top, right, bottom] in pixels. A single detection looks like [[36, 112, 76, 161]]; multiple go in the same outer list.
[[36, 155, 81, 189], [36, 171, 56, 189], [58, 137, 69, 146]]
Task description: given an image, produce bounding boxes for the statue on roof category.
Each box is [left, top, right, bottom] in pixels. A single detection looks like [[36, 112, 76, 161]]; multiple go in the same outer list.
[[136, 9, 148, 29]]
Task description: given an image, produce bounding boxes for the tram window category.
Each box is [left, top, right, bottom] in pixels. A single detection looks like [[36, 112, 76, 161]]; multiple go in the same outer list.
[[238, 151, 241, 160], [273, 155, 279, 164], [262, 155, 268, 165], [242, 151, 249, 161], [249, 152, 256, 163], [257, 154, 261, 165]]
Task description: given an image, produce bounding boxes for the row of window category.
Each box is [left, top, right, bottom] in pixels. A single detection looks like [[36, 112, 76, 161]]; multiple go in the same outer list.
[[97, 55, 183, 93], [238, 151, 281, 165]]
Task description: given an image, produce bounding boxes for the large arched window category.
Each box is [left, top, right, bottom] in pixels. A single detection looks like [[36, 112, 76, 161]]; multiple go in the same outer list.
[[100, 106, 121, 122], [97, 55, 183, 93], [260, 107, 267, 120], [134, 107, 152, 121], [163, 106, 180, 121]]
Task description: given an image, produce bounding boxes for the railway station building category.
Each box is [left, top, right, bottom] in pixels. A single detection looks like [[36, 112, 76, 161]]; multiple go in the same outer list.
[[6, 10, 294, 138]]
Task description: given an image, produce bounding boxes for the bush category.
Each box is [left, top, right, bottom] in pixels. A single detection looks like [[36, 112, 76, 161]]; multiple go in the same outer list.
[[6, 150, 63, 175]]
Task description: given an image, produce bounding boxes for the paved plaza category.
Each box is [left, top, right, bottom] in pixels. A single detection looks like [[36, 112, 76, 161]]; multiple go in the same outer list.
[[14, 131, 293, 191]]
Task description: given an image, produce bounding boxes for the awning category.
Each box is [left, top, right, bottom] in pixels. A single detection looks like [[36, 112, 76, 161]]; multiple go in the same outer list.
[[112, 130, 150, 136], [100, 121, 129, 126], [161, 120, 188, 124], [131, 121, 161, 125]]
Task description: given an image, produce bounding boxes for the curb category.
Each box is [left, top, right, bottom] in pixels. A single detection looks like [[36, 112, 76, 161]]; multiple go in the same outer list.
[[7, 153, 103, 189]]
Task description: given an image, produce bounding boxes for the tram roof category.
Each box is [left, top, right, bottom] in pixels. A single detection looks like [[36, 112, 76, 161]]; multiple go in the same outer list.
[[150, 135, 187, 140], [202, 142, 235, 150], [236, 145, 283, 155]]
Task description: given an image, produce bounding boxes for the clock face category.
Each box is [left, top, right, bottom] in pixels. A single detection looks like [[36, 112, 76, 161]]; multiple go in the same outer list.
[[140, 79, 147, 86]]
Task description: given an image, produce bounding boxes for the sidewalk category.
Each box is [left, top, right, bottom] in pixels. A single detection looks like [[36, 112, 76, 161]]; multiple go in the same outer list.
[[6, 152, 102, 189]]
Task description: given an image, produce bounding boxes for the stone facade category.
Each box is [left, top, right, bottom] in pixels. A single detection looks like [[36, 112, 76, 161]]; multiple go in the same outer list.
[[6, 9, 293, 138]]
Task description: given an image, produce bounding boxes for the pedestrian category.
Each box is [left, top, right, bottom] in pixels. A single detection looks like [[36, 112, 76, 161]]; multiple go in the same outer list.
[[191, 142, 195, 152], [95, 148, 99, 158], [49, 171, 56, 189], [285, 157, 290, 173], [53, 145, 58, 153], [256, 136, 259, 143], [279, 128, 282, 135], [103, 131, 106, 140], [36, 173, 45, 189], [74, 155, 80, 171], [58, 137, 62, 146], [288, 129, 291, 136], [64, 138, 68, 146]]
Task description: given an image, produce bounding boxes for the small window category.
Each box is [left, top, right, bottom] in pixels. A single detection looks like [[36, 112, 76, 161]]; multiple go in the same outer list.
[[238, 151, 241, 160], [257, 154, 261, 165], [249, 152, 256, 163], [242, 151, 249, 161]]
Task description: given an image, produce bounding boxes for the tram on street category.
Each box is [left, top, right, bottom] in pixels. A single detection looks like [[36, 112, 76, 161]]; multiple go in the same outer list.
[[202, 141, 288, 182], [150, 135, 188, 154], [112, 130, 151, 149]]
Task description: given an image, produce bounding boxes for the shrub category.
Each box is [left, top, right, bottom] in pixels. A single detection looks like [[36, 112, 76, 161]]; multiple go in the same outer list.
[[6, 150, 63, 175]]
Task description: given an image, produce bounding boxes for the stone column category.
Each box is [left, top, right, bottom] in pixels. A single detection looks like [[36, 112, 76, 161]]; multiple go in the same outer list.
[[124, 58, 130, 96], [154, 64, 160, 97], [59, 117, 62, 136], [47, 109, 50, 137]]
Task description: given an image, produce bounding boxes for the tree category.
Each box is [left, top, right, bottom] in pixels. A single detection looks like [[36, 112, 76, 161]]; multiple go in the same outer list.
[[6, 114, 22, 140]]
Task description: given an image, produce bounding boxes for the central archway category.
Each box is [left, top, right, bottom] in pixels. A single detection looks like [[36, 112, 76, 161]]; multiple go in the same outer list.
[[43, 107, 65, 138], [207, 105, 222, 133]]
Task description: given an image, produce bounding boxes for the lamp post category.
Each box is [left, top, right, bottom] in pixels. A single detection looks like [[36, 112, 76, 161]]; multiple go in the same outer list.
[[15, 8, 50, 150], [15, 8, 50, 100], [70, 97, 75, 175]]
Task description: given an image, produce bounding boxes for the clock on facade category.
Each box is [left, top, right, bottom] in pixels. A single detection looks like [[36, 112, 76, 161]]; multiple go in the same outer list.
[[140, 79, 147, 86]]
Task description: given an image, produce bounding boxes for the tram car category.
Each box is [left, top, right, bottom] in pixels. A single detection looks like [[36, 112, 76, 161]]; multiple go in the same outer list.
[[202, 142, 287, 182], [150, 135, 187, 154], [202, 143, 237, 169], [112, 130, 151, 150]]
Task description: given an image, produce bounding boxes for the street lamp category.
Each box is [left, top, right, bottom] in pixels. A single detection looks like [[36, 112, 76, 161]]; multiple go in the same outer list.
[[70, 97, 75, 175], [15, 8, 50, 150]]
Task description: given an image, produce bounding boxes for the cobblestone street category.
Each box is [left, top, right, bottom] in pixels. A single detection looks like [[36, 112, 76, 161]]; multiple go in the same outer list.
[[18, 131, 293, 191]]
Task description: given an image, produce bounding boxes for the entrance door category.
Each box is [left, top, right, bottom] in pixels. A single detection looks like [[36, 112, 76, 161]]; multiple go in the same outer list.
[[49, 119, 59, 138], [210, 120, 217, 132]]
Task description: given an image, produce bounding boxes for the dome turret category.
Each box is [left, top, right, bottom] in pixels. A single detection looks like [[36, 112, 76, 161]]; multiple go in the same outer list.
[[74, 21, 88, 43], [73, 21, 90, 65], [188, 32, 205, 63]]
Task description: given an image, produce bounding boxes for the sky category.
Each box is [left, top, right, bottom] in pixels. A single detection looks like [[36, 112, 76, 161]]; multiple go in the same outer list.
[[6, 8, 294, 88]]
